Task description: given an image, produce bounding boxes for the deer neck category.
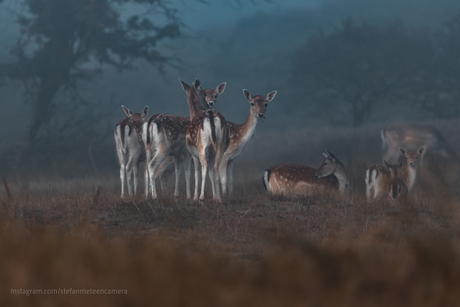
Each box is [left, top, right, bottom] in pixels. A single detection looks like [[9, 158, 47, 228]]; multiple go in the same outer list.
[[187, 89, 203, 120], [233, 112, 259, 148], [333, 164, 349, 193], [400, 165, 416, 190]]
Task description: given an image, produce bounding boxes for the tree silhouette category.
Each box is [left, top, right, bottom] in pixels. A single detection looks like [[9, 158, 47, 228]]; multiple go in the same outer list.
[[0, 0, 180, 154], [291, 19, 435, 126]]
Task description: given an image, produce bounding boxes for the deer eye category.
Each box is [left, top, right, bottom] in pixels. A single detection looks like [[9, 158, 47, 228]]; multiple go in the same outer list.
[[214, 95, 217, 98], [251, 103, 254, 106], [324, 162, 328, 166], [265, 104, 268, 107]]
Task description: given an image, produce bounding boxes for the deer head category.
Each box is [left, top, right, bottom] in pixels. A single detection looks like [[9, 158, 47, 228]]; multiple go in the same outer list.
[[315, 149, 339, 178], [399, 147, 425, 168], [122, 105, 149, 121], [243, 89, 277, 119]]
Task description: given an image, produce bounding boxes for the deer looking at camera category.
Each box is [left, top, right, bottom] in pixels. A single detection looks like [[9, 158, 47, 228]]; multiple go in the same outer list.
[[365, 147, 423, 200], [114, 105, 149, 198], [381, 122, 456, 165], [142, 79, 226, 199], [182, 79, 229, 201], [263, 150, 348, 195], [220, 89, 277, 196]]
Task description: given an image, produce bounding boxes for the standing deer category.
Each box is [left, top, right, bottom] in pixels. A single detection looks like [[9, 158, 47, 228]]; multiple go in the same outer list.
[[114, 105, 149, 198], [398, 147, 424, 191], [182, 79, 229, 201], [143, 113, 191, 199], [366, 147, 424, 200], [381, 122, 456, 165], [384, 160, 409, 201], [263, 150, 348, 195], [142, 79, 226, 199], [220, 89, 277, 196], [365, 165, 391, 201]]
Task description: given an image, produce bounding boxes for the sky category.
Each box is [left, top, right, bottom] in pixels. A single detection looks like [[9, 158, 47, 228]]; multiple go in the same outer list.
[[1, 0, 460, 146]]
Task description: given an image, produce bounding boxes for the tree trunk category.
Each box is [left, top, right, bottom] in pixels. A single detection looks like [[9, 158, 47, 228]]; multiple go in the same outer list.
[[23, 79, 63, 156]]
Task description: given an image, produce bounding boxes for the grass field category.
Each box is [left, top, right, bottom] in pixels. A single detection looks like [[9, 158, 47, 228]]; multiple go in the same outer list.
[[1, 122, 460, 306]]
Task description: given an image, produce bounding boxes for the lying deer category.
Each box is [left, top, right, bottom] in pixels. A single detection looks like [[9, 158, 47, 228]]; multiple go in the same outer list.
[[263, 150, 348, 195]]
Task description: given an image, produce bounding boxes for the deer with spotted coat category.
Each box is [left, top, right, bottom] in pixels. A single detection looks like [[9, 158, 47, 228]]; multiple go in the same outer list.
[[114, 105, 149, 198], [142, 78, 226, 199], [220, 89, 277, 196], [365, 147, 423, 200], [263, 150, 348, 195], [182, 79, 229, 201]]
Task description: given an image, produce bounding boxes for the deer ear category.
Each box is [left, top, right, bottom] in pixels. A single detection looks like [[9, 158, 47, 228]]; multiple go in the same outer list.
[[142, 106, 149, 119], [122, 105, 133, 117], [194, 79, 202, 93], [325, 149, 336, 160], [266, 90, 277, 103], [243, 89, 252, 102], [399, 147, 406, 156], [179, 79, 190, 92], [418, 147, 425, 156], [216, 82, 226, 95], [322, 152, 328, 158], [398, 161, 403, 168]]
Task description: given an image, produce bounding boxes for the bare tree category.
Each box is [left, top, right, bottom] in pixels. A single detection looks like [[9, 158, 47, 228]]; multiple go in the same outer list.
[[0, 0, 180, 156], [291, 19, 435, 126]]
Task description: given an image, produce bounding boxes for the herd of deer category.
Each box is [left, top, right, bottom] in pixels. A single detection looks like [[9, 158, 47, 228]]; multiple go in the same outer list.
[[115, 79, 456, 202]]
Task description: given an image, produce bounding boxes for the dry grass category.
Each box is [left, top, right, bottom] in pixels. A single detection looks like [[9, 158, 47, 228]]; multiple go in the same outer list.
[[1, 121, 460, 306]]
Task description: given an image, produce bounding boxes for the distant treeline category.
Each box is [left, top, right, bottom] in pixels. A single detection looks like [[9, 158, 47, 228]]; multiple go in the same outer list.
[[291, 17, 460, 126]]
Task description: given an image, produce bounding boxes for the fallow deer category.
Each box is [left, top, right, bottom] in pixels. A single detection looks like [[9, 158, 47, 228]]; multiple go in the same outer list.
[[182, 79, 229, 201], [263, 150, 348, 195], [365, 165, 391, 201], [398, 147, 424, 191], [384, 160, 409, 201], [142, 113, 191, 199], [142, 78, 227, 199], [381, 122, 456, 165], [220, 89, 277, 196], [114, 105, 149, 198]]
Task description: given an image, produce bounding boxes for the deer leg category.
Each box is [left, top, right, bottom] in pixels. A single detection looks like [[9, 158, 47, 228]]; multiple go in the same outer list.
[[184, 153, 191, 199], [148, 149, 169, 199], [219, 158, 228, 196], [227, 160, 234, 196], [118, 153, 126, 198], [199, 154, 208, 201], [133, 161, 139, 195], [208, 157, 216, 199], [126, 154, 139, 197], [144, 150, 152, 198], [192, 156, 200, 201], [173, 156, 182, 197]]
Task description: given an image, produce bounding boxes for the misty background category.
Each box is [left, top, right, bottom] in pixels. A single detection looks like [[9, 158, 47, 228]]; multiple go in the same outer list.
[[1, 0, 460, 179]]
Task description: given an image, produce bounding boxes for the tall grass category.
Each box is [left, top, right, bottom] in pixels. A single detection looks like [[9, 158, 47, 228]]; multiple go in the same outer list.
[[1, 120, 459, 306]]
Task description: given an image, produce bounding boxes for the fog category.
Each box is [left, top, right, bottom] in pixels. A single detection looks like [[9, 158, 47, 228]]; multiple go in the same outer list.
[[0, 0, 460, 176]]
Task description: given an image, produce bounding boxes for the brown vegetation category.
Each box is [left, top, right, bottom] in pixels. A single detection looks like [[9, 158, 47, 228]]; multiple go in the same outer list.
[[1, 122, 460, 306]]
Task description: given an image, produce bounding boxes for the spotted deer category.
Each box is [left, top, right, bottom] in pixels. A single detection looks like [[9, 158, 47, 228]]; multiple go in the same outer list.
[[263, 150, 348, 195], [220, 89, 277, 196], [365, 165, 392, 201], [182, 79, 229, 201], [366, 147, 424, 200], [114, 105, 149, 198], [381, 122, 456, 165], [142, 78, 227, 199], [143, 113, 191, 199], [384, 160, 409, 201]]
